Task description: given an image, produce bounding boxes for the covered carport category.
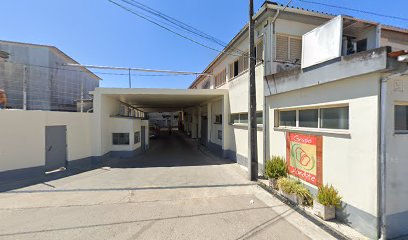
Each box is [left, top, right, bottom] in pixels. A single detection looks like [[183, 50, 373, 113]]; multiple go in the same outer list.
[[91, 88, 230, 160]]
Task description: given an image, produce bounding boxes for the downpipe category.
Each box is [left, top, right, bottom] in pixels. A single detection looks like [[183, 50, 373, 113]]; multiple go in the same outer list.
[[379, 78, 387, 240]]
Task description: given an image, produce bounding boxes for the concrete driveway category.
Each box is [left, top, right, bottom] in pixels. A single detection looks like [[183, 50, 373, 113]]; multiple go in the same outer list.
[[0, 132, 338, 240]]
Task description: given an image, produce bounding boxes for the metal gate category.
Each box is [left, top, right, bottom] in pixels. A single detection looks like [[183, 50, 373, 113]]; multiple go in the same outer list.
[[45, 126, 67, 172], [200, 116, 208, 146], [141, 126, 146, 151]]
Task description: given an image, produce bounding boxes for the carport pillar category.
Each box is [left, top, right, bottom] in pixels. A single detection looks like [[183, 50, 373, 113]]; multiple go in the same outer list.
[[191, 108, 198, 139], [207, 102, 212, 145], [198, 106, 202, 139]]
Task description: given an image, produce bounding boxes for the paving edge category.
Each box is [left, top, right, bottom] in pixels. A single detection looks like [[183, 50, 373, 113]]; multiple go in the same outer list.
[[257, 180, 351, 240]]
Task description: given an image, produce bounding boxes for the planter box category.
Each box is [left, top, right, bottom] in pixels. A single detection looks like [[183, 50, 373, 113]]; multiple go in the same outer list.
[[313, 200, 335, 220], [279, 189, 303, 205], [269, 178, 278, 189]]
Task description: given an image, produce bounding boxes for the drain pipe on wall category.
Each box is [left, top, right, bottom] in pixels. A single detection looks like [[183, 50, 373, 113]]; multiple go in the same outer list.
[[379, 77, 387, 240]]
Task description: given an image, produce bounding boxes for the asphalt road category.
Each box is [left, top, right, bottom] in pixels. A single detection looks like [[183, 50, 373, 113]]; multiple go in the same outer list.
[[0, 132, 337, 240]]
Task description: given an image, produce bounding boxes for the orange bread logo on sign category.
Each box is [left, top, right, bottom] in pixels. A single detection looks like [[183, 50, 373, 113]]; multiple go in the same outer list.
[[286, 133, 322, 186]]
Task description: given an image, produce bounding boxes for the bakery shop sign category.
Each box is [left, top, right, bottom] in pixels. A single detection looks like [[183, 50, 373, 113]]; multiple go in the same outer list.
[[286, 132, 322, 186]]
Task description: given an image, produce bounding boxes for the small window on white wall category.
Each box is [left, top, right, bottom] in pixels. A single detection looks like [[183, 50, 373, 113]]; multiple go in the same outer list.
[[276, 105, 349, 130], [395, 105, 408, 132], [113, 133, 129, 145], [299, 109, 318, 128], [279, 110, 296, 127], [215, 114, 222, 124], [321, 106, 349, 129]]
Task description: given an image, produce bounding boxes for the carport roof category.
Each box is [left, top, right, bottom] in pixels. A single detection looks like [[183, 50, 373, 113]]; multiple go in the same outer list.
[[93, 88, 228, 112]]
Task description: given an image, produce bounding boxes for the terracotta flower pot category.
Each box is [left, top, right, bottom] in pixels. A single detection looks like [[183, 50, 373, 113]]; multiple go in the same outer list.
[[313, 200, 335, 220]]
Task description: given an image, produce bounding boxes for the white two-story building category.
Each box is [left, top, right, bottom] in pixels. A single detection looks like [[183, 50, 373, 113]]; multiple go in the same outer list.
[[189, 2, 408, 239]]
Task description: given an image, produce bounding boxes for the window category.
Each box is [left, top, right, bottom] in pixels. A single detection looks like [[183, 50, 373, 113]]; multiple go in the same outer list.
[[276, 34, 302, 63], [276, 106, 349, 130], [231, 113, 240, 124], [230, 113, 248, 124], [134, 131, 140, 144], [395, 105, 408, 132], [112, 133, 129, 145], [229, 51, 251, 80], [279, 110, 296, 127], [357, 39, 367, 53], [239, 113, 248, 123], [299, 109, 318, 128], [233, 60, 239, 77], [202, 80, 210, 89], [321, 107, 349, 129], [215, 114, 222, 124], [214, 69, 226, 88], [256, 111, 263, 124]]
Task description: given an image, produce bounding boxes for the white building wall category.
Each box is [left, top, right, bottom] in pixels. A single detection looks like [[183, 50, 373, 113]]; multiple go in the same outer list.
[[266, 73, 380, 237], [384, 75, 408, 238], [110, 117, 141, 152], [0, 110, 92, 172], [210, 99, 222, 146]]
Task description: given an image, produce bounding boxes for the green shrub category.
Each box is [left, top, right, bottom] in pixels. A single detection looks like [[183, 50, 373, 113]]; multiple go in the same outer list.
[[265, 156, 287, 179], [293, 183, 313, 206], [277, 177, 296, 194], [316, 184, 342, 207], [277, 177, 313, 206]]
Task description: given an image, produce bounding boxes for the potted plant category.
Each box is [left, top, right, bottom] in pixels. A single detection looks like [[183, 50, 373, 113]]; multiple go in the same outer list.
[[277, 177, 313, 206], [313, 184, 342, 220], [265, 156, 287, 189]]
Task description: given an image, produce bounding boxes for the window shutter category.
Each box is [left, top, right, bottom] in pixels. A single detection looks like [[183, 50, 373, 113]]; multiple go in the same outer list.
[[256, 40, 263, 63], [222, 69, 226, 85], [229, 63, 234, 80], [239, 55, 245, 74], [214, 69, 226, 88], [243, 53, 249, 71], [289, 38, 302, 62], [276, 35, 289, 61]]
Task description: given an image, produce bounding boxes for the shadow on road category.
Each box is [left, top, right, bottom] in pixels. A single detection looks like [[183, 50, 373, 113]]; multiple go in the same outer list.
[[0, 131, 233, 192]]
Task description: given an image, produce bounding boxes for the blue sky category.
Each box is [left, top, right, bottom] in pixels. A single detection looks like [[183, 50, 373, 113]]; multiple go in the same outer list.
[[1, 0, 407, 89]]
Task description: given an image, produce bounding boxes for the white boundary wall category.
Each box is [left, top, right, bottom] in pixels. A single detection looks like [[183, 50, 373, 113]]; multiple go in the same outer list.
[[0, 110, 92, 172]]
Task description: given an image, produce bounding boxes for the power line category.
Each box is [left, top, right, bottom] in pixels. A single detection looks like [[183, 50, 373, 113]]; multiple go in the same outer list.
[[65, 63, 213, 76], [3, 61, 206, 78], [108, 0, 241, 58], [121, 0, 229, 48], [297, 0, 408, 22], [109, 0, 261, 61], [119, 0, 250, 57]]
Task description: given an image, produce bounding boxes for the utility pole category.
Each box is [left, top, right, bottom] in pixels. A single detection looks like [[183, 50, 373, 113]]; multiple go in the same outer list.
[[248, 0, 258, 181], [128, 68, 132, 88]]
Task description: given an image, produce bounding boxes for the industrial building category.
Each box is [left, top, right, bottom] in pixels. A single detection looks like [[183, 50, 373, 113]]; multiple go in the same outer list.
[[0, 40, 100, 111]]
